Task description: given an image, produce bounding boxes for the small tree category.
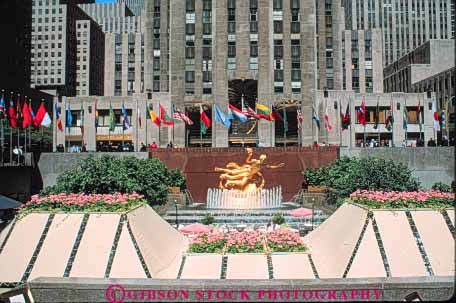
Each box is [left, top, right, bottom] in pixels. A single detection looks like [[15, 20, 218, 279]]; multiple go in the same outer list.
[[303, 156, 420, 203], [41, 155, 186, 206]]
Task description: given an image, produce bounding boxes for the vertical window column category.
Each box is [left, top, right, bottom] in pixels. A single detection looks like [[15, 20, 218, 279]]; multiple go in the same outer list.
[[202, 0, 212, 95], [290, 0, 300, 93], [185, 0, 196, 95], [152, 0, 161, 92], [227, 0, 236, 70], [249, 0, 258, 70], [273, 0, 283, 94]]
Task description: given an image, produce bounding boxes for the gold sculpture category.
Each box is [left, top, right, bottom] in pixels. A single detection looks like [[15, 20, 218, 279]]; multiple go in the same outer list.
[[215, 148, 285, 192]]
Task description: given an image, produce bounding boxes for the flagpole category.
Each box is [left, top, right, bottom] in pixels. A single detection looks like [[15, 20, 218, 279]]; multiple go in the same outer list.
[[145, 104, 148, 147], [212, 101, 215, 148], [135, 99, 139, 151], [404, 94, 407, 146], [349, 97, 352, 148], [121, 101, 125, 148], [200, 105, 203, 148], [325, 100, 329, 146], [363, 96, 366, 148], [17, 94, 21, 160], [10, 92, 13, 162], [108, 101, 111, 149], [171, 102, 175, 145], [390, 95, 394, 147], [377, 95, 380, 146], [283, 107, 287, 148], [339, 97, 342, 147], [28, 97, 32, 154], [24, 96, 27, 155]]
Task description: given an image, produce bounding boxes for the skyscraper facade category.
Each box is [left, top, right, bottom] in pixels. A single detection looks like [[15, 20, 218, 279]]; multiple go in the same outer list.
[[30, 0, 103, 96], [342, 0, 454, 66], [124, 0, 145, 16]]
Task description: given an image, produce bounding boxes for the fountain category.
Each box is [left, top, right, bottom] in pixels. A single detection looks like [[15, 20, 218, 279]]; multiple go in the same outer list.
[[207, 148, 284, 209]]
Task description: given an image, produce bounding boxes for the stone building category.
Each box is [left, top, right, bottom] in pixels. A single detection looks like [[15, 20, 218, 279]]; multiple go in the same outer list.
[[30, 0, 103, 97], [125, 0, 145, 16], [342, 29, 384, 94], [75, 19, 105, 97], [78, 1, 141, 34], [342, 0, 454, 66], [384, 39, 455, 142], [104, 33, 144, 96], [54, 91, 435, 151]]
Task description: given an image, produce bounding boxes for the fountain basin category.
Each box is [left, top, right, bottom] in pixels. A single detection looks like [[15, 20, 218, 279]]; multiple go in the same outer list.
[[207, 186, 282, 209]]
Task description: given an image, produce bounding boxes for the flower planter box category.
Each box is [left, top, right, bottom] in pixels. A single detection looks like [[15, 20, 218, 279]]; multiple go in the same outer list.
[[168, 186, 181, 194], [308, 185, 328, 193]]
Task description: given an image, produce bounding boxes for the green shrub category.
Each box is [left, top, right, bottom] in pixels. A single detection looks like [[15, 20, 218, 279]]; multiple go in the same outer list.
[[303, 157, 420, 202], [41, 155, 186, 206], [201, 214, 215, 225], [272, 213, 285, 225], [432, 182, 452, 193]]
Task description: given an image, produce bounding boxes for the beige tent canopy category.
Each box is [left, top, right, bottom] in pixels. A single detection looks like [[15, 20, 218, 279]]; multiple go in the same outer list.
[[0, 203, 454, 287]]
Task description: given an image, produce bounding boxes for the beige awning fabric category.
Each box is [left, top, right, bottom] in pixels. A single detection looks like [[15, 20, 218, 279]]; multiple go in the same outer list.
[[303, 203, 368, 279], [0, 214, 49, 283], [346, 220, 386, 278], [225, 254, 269, 279], [180, 255, 222, 279], [271, 254, 315, 279], [374, 211, 428, 277], [0, 204, 454, 285], [70, 214, 121, 278], [126, 206, 186, 278], [29, 214, 84, 280], [411, 211, 455, 276]]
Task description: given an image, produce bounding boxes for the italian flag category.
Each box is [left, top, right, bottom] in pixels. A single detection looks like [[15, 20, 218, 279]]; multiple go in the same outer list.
[[159, 104, 174, 126], [256, 102, 272, 120], [200, 105, 211, 135]]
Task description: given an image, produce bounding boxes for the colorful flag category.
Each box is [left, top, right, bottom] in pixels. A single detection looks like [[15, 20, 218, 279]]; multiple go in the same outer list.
[[444, 97, 449, 130], [357, 99, 366, 126], [432, 96, 440, 131], [94, 100, 99, 128], [159, 104, 174, 126], [312, 107, 320, 130], [35, 102, 51, 127], [66, 104, 73, 130], [373, 99, 380, 129], [402, 106, 408, 130], [341, 103, 351, 130], [247, 107, 260, 120], [173, 105, 193, 125], [121, 103, 130, 130], [148, 104, 161, 127], [229, 104, 248, 122], [16, 96, 22, 123], [22, 102, 33, 129], [28, 101, 38, 128], [256, 103, 272, 120], [385, 104, 394, 131], [137, 105, 142, 128], [109, 103, 115, 132], [324, 104, 332, 131], [297, 109, 303, 129], [271, 107, 283, 121], [80, 103, 85, 135], [0, 93, 5, 115], [9, 97, 17, 128], [214, 104, 231, 128], [283, 108, 288, 132], [200, 105, 211, 135], [417, 98, 422, 132], [54, 103, 63, 131]]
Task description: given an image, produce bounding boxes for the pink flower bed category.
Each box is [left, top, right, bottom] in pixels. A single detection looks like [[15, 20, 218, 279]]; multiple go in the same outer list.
[[350, 190, 454, 209], [188, 229, 307, 254], [266, 229, 307, 252], [20, 192, 146, 213]]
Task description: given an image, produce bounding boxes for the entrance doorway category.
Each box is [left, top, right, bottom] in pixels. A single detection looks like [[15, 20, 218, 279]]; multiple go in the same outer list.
[[228, 79, 258, 147]]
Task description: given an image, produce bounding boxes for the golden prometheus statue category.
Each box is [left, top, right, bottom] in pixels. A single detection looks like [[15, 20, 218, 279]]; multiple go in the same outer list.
[[214, 148, 285, 192]]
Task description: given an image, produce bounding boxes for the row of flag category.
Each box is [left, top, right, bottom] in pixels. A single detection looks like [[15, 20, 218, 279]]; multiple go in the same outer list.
[[56, 97, 448, 134], [0, 93, 51, 129]]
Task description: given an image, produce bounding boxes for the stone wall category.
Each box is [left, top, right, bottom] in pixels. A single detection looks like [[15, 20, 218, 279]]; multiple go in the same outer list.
[[340, 147, 455, 189], [37, 152, 149, 189], [150, 147, 339, 202], [1, 276, 453, 302]]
